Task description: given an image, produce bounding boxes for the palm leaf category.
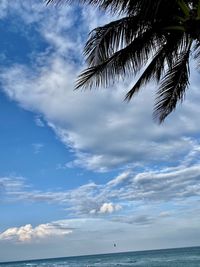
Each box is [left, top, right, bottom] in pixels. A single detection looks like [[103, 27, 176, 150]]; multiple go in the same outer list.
[[46, 0, 198, 122], [125, 31, 187, 100], [153, 44, 191, 123], [46, 0, 177, 18], [45, 0, 137, 13], [193, 41, 200, 59], [84, 16, 142, 66], [125, 47, 168, 101], [197, 0, 200, 18], [75, 27, 158, 89], [177, 0, 190, 17]]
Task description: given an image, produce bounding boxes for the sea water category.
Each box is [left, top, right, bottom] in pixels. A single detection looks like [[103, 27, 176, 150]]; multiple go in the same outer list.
[[1, 246, 200, 267]]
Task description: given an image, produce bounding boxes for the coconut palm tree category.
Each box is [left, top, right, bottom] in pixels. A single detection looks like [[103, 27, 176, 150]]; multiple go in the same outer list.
[[46, 0, 200, 122]]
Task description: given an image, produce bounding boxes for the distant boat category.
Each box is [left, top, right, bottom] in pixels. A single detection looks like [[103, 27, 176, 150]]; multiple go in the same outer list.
[[114, 243, 117, 247]]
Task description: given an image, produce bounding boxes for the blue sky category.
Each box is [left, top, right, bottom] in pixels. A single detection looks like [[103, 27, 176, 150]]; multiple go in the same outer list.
[[0, 0, 200, 262]]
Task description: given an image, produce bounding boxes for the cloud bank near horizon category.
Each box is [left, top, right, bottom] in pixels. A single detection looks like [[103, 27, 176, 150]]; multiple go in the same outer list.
[[0, 222, 72, 243]]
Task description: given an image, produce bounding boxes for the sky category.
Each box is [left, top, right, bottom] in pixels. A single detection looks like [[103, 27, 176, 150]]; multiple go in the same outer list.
[[0, 0, 200, 263]]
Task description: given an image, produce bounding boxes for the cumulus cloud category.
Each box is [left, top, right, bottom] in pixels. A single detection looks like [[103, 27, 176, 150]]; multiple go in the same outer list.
[[90, 202, 122, 214], [99, 203, 122, 214], [0, 222, 72, 243]]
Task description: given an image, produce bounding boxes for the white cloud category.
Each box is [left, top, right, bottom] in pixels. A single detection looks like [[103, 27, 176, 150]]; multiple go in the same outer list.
[[0, 222, 72, 243], [0, 2, 200, 246], [1, 153, 200, 218], [35, 116, 45, 127], [108, 171, 131, 186], [0, 0, 9, 19], [2, 59, 200, 171], [0, 1, 200, 261], [90, 203, 122, 214], [0, 176, 26, 194], [99, 202, 122, 214], [1, 0, 200, 172], [0, 217, 200, 261]]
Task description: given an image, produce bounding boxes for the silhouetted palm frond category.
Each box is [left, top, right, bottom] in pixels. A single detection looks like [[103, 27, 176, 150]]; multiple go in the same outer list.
[[46, 0, 175, 17], [76, 27, 160, 89], [46, 0, 200, 122], [125, 32, 187, 100], [153, 41, 192, 123], [84, 16, 141, 66]]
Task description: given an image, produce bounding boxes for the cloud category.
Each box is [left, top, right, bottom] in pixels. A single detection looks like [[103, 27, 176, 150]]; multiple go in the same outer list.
[[108, 171, 131, 187], [90, 202, 122, 214], [112, 215, 155, 225], [1, 150, 200, 218], [0, 1, 200, 260], [0, 222, 72, 243], [1, 0, 200, 172], [0, 177, 26, 194], [0, 3, 200, 251], [34, 116, 45, 127], [0, 217, 200, 262], [32, 143, 44, 154], [0, 2, 7, 18], [99, 202, 122, 214], [2, 59, 199, 172]]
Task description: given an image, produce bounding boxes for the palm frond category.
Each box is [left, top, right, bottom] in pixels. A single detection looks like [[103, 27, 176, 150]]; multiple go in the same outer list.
[[153, 45, 191, 123], [84, 16, 142, 66], [45, 0, 135, 13], [163, 32, 189, 66], [46, 0, 199, 122], [193, 41, 200, 59], [46, 0, 177, 17], [75, 27, 158, 89], [125, 31, 187, 100], [125, 47, 167, 101]]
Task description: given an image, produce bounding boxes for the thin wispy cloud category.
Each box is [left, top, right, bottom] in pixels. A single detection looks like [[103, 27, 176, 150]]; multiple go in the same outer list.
[[1, 148, 200, 218], [32, 143, 44, 154], [34, 116, 45, 127]]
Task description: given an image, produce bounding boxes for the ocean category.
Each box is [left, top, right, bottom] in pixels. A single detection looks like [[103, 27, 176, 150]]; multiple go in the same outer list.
[[1, 246, 200, 267]]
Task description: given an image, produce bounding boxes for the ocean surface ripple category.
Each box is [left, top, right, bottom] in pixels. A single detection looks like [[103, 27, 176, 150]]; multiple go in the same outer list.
[[1, 246, 200, 267]]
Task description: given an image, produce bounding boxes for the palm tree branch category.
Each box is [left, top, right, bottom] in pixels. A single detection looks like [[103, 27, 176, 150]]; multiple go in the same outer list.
[[45, 0, 139, 14], [124, 47, 168, 101], [46, 0, 178, 17], [84, 16, 143, 66], [125, 31, 187, 100], [75, 27, 159, 89], [153, 42, 192, 123]]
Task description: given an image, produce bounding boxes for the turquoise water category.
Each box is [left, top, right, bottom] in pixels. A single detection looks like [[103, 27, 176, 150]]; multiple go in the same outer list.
[[1, 246, 200, 266]]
